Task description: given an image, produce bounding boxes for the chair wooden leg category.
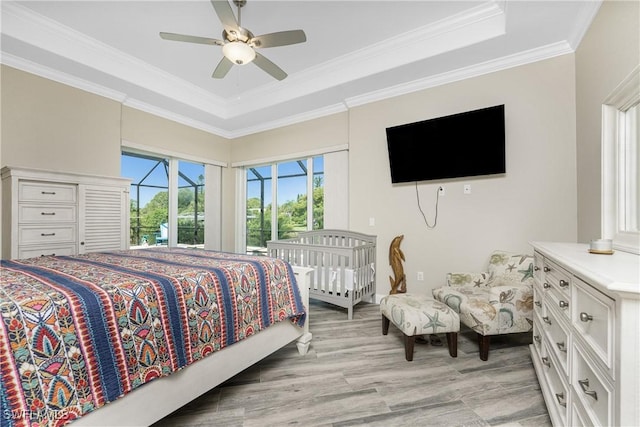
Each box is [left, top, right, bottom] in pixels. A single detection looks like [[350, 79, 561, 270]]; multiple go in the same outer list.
[[478, 333, 490, 361], [446, 332, 458, 357], [404, 334, 415, 361], [382, 315, 390, 335]]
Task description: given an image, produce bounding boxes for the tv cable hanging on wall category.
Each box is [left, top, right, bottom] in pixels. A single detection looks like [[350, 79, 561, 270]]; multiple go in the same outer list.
[[416, 183, 441, 229]]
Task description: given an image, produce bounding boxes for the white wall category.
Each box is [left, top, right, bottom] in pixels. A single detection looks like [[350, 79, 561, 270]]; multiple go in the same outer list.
[[575, 0, 640, 243], [348, 55, 577, 297]]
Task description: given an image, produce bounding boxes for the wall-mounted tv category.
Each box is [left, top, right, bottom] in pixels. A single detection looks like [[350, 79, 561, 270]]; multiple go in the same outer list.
[[386, 104, 505, 183]]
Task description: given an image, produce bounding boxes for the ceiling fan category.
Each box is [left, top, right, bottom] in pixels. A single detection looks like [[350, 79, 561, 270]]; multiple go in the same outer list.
[[160, 0, 306, 81]]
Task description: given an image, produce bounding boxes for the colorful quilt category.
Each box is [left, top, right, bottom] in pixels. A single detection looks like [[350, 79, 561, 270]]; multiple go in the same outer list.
[[0, 248, 306, 427]]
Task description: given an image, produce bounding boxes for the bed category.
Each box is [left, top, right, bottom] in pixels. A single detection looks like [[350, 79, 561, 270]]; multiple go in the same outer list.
[[267, 229, 376, 320], [0, 248, 312, 427]]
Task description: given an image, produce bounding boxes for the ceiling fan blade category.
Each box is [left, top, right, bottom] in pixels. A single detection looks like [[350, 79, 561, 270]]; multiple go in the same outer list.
[[253, 52, 287, 81], [212, 57, 234, 79], [160, 32, 224, 46], [251, 30, 307, 48], [210, 0, 238, 32]]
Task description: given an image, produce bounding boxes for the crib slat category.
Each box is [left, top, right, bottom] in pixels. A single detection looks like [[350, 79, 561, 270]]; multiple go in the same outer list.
[[266, 230, 376, 320]]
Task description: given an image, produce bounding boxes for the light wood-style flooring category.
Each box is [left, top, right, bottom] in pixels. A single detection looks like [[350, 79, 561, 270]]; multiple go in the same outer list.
[[154, 300, 551, 426]]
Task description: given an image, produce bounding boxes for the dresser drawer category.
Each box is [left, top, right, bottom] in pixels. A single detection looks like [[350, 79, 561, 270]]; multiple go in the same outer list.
[[547, 284, 571, 322], [19, 204, 77, 223], [534, 251, 545, 282], [532, 316, 544, 355], [533, 281, 545, 316], [541, 341, 569, 426], [572, 342, 613, 427], [18, 244, 76, 259], [572, 277, 615, 372], [19, 225, 76, 245], [543, 259, 571, 298], [543, 304, 570, 377], [18, 181, 76, 203]]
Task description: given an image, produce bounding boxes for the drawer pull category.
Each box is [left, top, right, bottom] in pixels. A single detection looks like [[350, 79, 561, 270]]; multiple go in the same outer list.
[[543, 282, 551, 289], [534, 266, 540, 271], [40, 233, 56, 237], [534, 335, 541, 343], [41, 212, 56, 216], [578, 378, 598, 401], [580, 312, 594, 322], [543, 266, 551, 273], [41, 191, 56, 195], [559, 300, 569, 309], [535, 301, 542, 308], [559, 279, 569, 288], [40, 253, 55, 257], [556, 342, 566, 352], [541, 357, 551, 367], [555, 392, 567, 407], [542, 316, 552, 325]]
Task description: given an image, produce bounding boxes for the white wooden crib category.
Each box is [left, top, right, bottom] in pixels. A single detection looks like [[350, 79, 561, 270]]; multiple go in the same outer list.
[[267, 229, 376, 319]]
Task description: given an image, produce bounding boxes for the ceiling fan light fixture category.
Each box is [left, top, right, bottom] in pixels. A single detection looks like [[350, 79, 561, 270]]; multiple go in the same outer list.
[[223, 41, 255, 65]]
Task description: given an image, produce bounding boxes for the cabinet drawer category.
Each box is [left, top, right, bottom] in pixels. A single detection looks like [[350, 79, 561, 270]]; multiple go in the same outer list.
[[19, 225, 76, 245], [572, 277, 614, 372], [572, 342, 613, 427], [19, 181, 76, 203], [547, 285, 571, 322], [533, 281, 545, 316], [543, 259, 571, 298], [534, 252, 545, 282], [541, 342, 569, 426], [18, 245, 76, 259], [532, 316, 544, 355], [19, 205, 77, 223], [543, 304, 570, 377]]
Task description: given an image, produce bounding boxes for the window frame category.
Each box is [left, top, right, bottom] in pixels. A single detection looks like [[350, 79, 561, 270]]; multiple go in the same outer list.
[[121, 141, 224, 251], [602, 65, 640, 254]]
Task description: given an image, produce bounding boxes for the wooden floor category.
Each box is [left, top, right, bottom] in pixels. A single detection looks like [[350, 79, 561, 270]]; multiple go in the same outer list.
[[154, 300, 552, 426]]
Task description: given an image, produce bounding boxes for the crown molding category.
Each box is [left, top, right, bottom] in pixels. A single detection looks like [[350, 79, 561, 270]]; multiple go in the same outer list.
[[0, 1, 591, 140], [344, 41, 575, 109], [122, 98, 232, 139], [1, 51, 128, 102], [226, 1, 506, 117], [1, 2, 228, 117], [566, 0, 602, 50]]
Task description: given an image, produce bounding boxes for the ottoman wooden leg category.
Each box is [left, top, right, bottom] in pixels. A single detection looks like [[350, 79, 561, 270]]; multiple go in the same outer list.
[[478, 333, 490, 361], [446, 332, 458, 357], [404, 334, 415, 361], [382, 315, 390, 335]]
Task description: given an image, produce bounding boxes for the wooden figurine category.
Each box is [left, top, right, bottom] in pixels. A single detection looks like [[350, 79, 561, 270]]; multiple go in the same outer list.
[[389, 234, 407, 294]]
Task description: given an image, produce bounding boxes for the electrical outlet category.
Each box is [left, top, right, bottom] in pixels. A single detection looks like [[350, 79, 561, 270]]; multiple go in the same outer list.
[[417, 271, 424, 281], [438, 186, 445, 196], [464, 184, 472, 195]]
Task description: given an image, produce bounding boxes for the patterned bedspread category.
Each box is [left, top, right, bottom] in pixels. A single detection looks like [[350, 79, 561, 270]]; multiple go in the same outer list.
[[0, 248, 305, 427]]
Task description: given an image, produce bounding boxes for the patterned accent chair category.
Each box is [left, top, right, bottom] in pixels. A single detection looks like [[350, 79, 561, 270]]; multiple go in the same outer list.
[[432, 250, 535, 360]]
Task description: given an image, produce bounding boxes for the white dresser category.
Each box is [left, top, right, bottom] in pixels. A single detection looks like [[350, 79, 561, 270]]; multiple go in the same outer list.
[[530, 241, 639, 427], [1, 166, 131, 260]]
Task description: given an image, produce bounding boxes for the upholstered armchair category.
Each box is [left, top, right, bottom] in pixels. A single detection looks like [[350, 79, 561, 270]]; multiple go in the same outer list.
[[432, 251, 534, 360]]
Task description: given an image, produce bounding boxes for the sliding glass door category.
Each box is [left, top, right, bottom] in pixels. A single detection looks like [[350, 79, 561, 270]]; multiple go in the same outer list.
[[244, 156, 323, 254]]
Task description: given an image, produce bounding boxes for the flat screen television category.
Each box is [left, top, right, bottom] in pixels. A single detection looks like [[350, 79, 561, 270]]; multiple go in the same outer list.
[[386, 104, 505, 183]]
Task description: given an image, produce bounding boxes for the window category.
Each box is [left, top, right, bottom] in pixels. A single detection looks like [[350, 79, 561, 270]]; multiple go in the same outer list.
[[602, 66, 640, 254], [122, 152, 169, 246], [177, 160, 205, 246], [244, 156, 324, 254], [122, 152, 207, 249]]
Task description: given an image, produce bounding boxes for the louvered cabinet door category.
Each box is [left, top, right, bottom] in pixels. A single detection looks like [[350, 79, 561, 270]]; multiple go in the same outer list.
[[78, 184, 129, 253]]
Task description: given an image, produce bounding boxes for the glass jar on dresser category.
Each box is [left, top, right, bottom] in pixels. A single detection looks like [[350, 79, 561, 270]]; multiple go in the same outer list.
[[530, 241, 639, 426]]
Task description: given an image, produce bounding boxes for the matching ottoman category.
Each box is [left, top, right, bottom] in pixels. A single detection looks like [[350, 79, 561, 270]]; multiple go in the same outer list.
[[380, 294, 460, 361]]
